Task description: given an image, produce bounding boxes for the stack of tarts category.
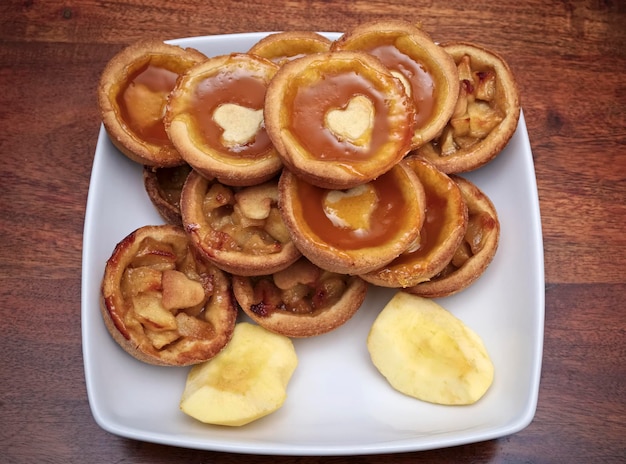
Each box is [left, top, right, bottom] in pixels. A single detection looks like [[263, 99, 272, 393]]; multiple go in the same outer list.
[[97, 20, 519, 367]]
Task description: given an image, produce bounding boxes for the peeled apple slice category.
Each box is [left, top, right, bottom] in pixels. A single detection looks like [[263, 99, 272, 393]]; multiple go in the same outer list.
[[367, 292, 494, 405], [180, 322, 298, 426]]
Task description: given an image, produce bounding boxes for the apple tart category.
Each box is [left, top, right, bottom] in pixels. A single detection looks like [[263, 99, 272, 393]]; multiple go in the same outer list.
[[165, 53, 282, 186], [361, 156, 468, 287], [406, 175, 500, 297], [278, 161, 425, 275], [180, 169, 301, 276], [416, 42, 521, 173], [100, 224, 237, 366], [98, 40, 208, 167], [264, 50, 417, 189], [233, 258, 368, 338], [248, 31, 332, 67], [331, 20, 460, 150], [143, 163, 192, 225]]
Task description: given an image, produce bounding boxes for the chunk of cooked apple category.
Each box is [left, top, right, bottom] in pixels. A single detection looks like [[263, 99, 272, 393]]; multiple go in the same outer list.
[[161, 269, 206, 310]]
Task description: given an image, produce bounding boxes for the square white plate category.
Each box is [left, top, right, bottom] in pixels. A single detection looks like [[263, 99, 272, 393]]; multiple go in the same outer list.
[[82, 32, 544, 456]]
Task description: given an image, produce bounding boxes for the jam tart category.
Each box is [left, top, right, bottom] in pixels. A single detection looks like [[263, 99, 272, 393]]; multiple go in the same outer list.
[[165, 53, 282, 186], [100, 224, 237, 366], [264, 50, 417, 189], [98, 40, 207, 167], [415, 42, 521, 173], [331, 20, 460, 150], [180, 169, 301, 276], [233, 257, 368, 338], [406, 175, 500, 297], [248, 31, 332, 67], [278, 161, 426, 275], [143, 163, 192, 226], [360, 156, 468, 287]]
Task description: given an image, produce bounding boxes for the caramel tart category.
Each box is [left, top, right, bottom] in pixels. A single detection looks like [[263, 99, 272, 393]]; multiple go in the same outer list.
[[248, 31, 332, 66], [361, 156, 468, 287], [406, 175, 500, 297], [416, 42, 521, 173], [100, 224, 237, 366], [264, 50, 417, 189], [331, 20, 459, 150], [98, 40, 207, 167], [180, 169, 301, 276], [143, 163, 192, 225], [233, 257, 368, 338], [165, 53, 282, 187], [278, 161, 425, 275]]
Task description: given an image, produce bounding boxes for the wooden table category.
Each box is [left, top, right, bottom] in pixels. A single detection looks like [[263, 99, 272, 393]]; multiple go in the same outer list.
[[1, 0, 624, 462]]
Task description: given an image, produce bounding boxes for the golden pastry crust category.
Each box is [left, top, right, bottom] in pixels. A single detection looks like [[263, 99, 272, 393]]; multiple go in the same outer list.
[[143, 164, 192, 225], [415, 42, 521, 173], [406, 175, 500, 297], [233, 258, 368, 338], [360, 156, 468, 287], [278, 161, 426, 275], [264, 50, 417, 189], [248, 31, 332, 66], [165, 53, 282, 187], [331, 20, 459, 150], [100, 224, 237, 366], [180, 169, 301, 276], [98, 40, 207, 167]]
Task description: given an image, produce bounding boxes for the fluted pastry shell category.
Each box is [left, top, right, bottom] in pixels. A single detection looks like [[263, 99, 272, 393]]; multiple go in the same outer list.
[[248, 31, 332, 66], [360, 156, 468, 287], [98, 40, 207, 167], [100, 224, 237, 366], [165, 53, 282, 186], [233, 257, 368, 338], [180, 169, 301, 276], [264, 50, 417, 189], [416, 42, 521, 173], [278, 161, 426, 275], [406, 175, 500, 297], [143, 164, 192, 226], [331, 20, 459, 150]]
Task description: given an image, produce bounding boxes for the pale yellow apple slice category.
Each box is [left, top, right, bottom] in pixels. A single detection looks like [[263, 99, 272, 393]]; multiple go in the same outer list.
[[180, 322, 298, 426], [367, 292, 494, 405]]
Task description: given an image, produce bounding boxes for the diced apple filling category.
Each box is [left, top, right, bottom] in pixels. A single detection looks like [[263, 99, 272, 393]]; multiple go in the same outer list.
[[248, 259, 348, 316], [436, 55, 505, 156], [202, 181, 291, 254], [119, 241, 218, 350]]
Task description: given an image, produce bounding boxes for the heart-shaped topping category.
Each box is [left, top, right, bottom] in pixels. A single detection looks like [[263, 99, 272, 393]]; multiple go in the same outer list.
[[323, 184, 379, 234], [324, 95, 374, 148], [213, 103, 264, 147]]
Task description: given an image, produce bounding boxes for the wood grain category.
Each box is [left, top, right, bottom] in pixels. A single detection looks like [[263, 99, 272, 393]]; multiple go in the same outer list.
[[1, 0, 625, 462]]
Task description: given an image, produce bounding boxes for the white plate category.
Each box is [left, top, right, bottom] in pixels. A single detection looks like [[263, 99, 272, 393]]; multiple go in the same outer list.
[[81, 32, 544, 455]]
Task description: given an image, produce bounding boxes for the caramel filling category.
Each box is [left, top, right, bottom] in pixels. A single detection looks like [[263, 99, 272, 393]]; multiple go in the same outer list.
[[117, 62, 179, 145], [393, 180, 449, 264], [188, 70, 272, 158], [296, 169, 409, 249], [367, 43, 436, 128], [288, 71, 396, 162]]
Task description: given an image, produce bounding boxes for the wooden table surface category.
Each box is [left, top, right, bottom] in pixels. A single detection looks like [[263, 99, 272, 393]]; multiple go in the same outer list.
[[1, 0, 624, 462]]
